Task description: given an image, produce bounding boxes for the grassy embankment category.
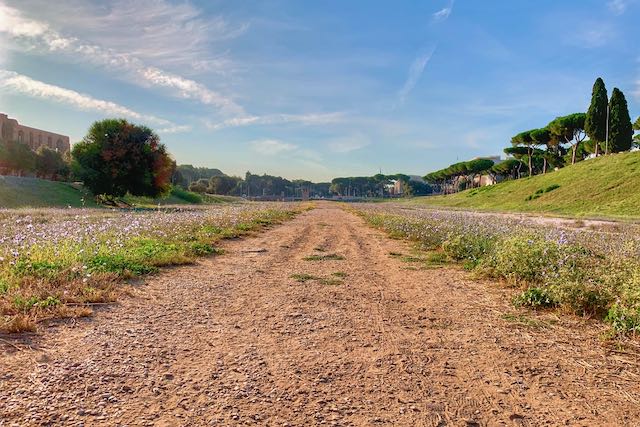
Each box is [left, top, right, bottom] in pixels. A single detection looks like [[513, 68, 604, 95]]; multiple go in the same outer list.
[[411, 151, 640, 220], [0, 175, 239, 209]]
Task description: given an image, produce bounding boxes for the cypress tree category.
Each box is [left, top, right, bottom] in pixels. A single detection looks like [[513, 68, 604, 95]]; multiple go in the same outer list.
[[584, 77, 608, 156], [607, 88, 633, 153]]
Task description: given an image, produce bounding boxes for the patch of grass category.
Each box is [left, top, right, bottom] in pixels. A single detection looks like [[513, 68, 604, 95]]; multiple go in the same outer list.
[[501, 313, 551, 328], [388, 251, 403, 257], [303, 253, 345, 261], [331, 271, 347, 278], [319, 278, 343, 286], [314, 246, 327, 252], [290, 273, 320, 283], [0, 176, 97, 208]]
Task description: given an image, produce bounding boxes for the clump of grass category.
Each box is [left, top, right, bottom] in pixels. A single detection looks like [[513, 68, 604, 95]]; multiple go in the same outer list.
[[501, 313, 551, 329], [290, 273, 320, 283], [314, 246, 327, 252], [319, 278, 343, 286], [303, 253, 345, 261], [331, 271, 347, 278]]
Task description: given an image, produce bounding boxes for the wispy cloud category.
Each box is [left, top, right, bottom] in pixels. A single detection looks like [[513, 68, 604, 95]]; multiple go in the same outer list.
[[206, 112, 346, 130], [0, 2, 244, 115], [432, 0, 455, 22], [250, 139, 298, 156], [608, 0, 630, 15], [327, 133, 370, 153], [566, 24, 616, 48], [0, 70, 187, 130], [397, 47, 436, 105]]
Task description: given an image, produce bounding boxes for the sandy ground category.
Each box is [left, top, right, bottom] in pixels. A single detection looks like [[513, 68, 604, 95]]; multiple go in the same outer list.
[[1, 204, 640, 426]]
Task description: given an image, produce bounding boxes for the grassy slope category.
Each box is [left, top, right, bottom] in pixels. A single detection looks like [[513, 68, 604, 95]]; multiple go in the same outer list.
[[0, 176, 98, 208], [411, 151, 640, 219], [0, 175, 241, 209]]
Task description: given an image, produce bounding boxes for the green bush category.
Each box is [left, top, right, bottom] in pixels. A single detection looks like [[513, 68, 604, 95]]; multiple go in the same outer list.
[[443, 234, 495, 264], [490, 235, 561, 285], [606, 304, 640, 333], [171, 187, 202, 204], [544, 184, 560, 193], [514, 287, 557, 308]]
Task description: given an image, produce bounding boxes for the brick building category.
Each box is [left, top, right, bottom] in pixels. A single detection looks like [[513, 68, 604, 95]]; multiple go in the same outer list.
[[0, 113, 70, 153]]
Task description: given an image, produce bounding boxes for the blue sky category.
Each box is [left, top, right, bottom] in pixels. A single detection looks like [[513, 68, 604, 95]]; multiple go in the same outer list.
[[1, 0, 638, 181]]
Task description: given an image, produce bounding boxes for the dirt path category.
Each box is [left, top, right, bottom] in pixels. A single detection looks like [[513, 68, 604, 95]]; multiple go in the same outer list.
[[2, 204, 639, 426]]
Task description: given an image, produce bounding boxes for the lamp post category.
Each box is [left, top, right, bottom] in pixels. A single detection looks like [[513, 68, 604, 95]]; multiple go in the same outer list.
[[605, 104, 610, 155]]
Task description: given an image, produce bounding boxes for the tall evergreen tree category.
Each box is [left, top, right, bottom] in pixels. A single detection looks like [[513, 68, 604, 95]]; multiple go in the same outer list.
[[584, 77, 608, 156], [607, 88, 633, 153]]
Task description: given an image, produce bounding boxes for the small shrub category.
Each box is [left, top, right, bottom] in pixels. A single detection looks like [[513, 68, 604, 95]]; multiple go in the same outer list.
[[490, 235, 562, 285], [443, 234, 495, 264], [544, 184, 560, 193], [171, 187, 203, 204], [332, 272, 347, 278], [605, 304, 640, 333], [514, 287, 557, 308]]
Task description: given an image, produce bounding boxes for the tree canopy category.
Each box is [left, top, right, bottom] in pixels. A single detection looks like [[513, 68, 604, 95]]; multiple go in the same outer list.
[[71, 119, 174, 198], [585, 77, 608, 155], [608, 87, 633, 153]]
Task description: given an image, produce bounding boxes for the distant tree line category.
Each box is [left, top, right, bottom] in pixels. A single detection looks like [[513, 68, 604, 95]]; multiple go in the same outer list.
[[186, 171, 333, 198], [330, 174, 431, 197]]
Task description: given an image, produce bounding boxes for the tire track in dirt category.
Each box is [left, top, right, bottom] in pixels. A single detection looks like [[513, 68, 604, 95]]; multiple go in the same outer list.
[[1, 203, 639, 426]]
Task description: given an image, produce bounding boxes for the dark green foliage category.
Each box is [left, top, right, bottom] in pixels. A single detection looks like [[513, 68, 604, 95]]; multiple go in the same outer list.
[[209, 175, 241, 195], [0, 139, 37, 175], [188, 179, 209, 193], [608, 88, 633, 153], [71, 119, 174, 198], [170, 187, 202, 204], [585, 77, 608, 154], [174, 165, 225, 188], [35, 147, 70, 180], [548, 113, 587, 164], [424, 158, 494, 193]]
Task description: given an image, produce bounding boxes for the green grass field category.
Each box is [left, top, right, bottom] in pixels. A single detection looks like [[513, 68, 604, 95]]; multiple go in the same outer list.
[[0, 175, 241, 209], [410, 151, 640, 219], [0, 176, 98, 208]]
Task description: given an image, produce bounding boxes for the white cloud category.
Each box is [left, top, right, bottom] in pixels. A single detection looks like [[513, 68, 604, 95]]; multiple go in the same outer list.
[[158, 124, 192, 134], [397, 47, 436, 105], [206, 112, 346, 130], [327, 134, 370, 153], [250, 139, 298, 156], [608, 0, 629, 14], [0, 69, 185, 129], [0, 2, 244, 115], [432, 0, 455, 22]]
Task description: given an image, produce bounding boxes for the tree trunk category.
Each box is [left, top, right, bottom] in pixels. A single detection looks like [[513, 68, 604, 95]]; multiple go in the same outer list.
[[527, 147, 533, 176], [595, 141, 600, 157], [543, 157, 547, 174], [571, 144, 577, 164]]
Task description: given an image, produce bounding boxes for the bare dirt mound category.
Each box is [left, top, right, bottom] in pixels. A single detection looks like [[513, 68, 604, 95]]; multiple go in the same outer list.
[[1, 203, 639, 426]]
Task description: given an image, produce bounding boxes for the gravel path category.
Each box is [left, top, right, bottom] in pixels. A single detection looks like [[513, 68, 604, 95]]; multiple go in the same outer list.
[[1, 204, 639, 426]]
